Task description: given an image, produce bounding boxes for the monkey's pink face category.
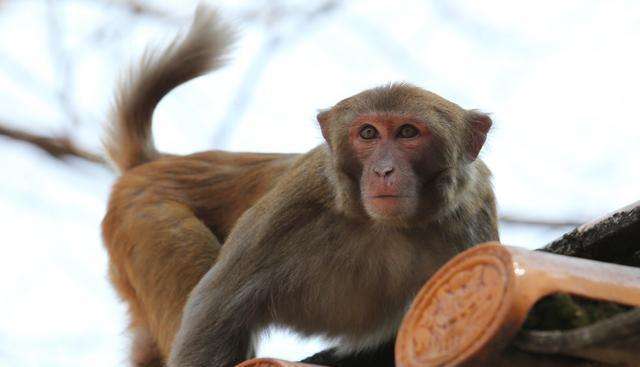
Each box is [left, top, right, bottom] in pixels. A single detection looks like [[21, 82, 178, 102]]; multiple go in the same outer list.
[[349, 113, 432, 222]]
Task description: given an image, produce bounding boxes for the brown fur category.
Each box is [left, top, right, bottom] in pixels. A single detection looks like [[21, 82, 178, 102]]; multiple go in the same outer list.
[[101, 6, 499, 367]]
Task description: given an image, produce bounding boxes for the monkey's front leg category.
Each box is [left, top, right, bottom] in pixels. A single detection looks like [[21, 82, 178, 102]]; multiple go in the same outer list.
[[168, 261, 267, 367]]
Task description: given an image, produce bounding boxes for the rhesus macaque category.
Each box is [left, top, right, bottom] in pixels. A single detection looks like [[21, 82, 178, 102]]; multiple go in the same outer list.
[[101, 6, 498, 367]]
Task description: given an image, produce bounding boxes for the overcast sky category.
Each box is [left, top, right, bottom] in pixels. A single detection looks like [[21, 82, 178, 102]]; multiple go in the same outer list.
[[1, 1, 639, 366]]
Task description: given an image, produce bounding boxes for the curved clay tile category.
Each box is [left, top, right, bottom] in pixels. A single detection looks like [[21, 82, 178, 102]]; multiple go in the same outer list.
[[395, 242, 640, 367]]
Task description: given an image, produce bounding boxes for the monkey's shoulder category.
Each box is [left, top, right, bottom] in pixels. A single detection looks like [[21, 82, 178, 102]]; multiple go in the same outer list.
[[255, 145, 336, 211], [220, 145, 337, 242]]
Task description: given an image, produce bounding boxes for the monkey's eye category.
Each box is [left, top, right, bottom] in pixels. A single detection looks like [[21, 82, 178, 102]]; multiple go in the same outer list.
[[359, 125, 379, 140], [398, 124, 419, 138]]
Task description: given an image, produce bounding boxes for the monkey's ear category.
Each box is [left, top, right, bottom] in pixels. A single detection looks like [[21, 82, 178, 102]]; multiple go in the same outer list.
[[465, 110, 492, 161], [317, 110, 331, 144]]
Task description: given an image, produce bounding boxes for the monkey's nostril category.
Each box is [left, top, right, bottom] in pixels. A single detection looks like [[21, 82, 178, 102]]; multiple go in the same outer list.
[[374, 166, 394, 177]]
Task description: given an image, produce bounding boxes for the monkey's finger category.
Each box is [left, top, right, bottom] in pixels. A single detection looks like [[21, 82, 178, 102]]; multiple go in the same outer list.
[[395, 242, 640, 367], [236, 358, 325, 367]]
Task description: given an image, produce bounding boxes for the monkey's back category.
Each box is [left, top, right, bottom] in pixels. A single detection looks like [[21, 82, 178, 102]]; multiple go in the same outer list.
[[105, 150, 299, 242]]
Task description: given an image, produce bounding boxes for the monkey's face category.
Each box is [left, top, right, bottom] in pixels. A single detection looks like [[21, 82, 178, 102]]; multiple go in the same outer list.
[[348, 113, 437, 223], [318, 84, 493, 225]]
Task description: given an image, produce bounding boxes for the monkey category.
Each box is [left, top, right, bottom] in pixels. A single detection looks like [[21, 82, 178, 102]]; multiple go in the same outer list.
[[101, 5, 499, 367]]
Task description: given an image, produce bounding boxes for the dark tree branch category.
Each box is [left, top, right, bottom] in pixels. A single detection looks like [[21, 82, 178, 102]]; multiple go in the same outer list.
[[0, 123, 106, 165]]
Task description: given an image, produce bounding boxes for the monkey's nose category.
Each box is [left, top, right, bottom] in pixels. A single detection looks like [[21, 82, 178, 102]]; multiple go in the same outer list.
[[373, 166, 394, 177]]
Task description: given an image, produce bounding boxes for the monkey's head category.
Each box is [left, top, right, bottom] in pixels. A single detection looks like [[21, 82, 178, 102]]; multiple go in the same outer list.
[[318, 83, 492, 227]]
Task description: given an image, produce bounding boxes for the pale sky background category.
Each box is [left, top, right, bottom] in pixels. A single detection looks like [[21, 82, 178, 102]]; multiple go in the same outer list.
[[0, 1, 639, 366]]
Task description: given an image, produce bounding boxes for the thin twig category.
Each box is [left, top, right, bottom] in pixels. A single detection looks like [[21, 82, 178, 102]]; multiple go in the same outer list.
[[92, 0, 179, 21], [46, 0, 81, 128], [210, 34, 283, 147], [211, 0, 340, 146]]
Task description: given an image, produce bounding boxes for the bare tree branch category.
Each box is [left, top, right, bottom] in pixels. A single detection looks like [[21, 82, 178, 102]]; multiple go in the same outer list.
[[0, 123, 106, 165], [500, 215, 583, 228]]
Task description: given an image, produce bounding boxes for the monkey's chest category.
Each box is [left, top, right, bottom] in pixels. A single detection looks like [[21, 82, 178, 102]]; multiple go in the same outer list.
[[272, 235, 443, 343]]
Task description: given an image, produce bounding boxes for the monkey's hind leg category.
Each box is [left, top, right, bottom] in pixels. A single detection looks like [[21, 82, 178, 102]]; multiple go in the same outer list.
[[130, 325, 163, 367], [104, 200, 222, 365], [109, 262, 163, 367]]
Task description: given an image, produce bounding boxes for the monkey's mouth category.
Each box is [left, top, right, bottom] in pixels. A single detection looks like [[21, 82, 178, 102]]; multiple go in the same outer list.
[[367, 195, 412, 206], [369, 195, 409, 199], [365, 195, 415, 219]]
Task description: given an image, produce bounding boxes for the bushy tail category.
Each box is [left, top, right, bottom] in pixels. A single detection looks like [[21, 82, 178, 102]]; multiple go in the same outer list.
[[104, 5, 234, 172]]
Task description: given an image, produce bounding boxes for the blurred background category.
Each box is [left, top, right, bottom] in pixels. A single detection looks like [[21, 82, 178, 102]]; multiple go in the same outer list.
[[0, 0, 639, 366]]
